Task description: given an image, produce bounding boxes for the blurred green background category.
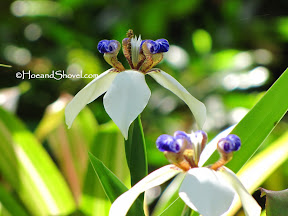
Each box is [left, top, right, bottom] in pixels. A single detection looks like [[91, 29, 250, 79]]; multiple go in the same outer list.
[[0, 0, 288, 215]]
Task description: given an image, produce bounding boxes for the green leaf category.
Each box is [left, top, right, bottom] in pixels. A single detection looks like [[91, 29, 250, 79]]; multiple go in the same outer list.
[[80, 122, 130, 216], [152, 173, 185, 216], [228, 131, 288, 215], [89, 152, 128, 202], [159, 197, 186, 216], [125, 115, 148, 186], [0, 107, 75, 216], [205, 67, 288, 172], [261, 188, 288, 216], [35, 95, 99, 202], [88, 152, 144, 216], [0, 64, 12, 67], [0, 185, 30, 216]]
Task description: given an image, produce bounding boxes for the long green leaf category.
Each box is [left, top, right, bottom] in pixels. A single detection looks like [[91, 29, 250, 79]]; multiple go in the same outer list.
[[0, 107, 75, 215], [80, 122, 130, 216], [125, 115, 148, 186], [159, 197, 185, 216], [89, 153, 144, 216], [0, 185, 29, 216], [205, 67, 288, 172], [152, 173, 185, 216], [36, 95, 99, 203], [89, 152, 128, 202], [227, 131, 288, 215]]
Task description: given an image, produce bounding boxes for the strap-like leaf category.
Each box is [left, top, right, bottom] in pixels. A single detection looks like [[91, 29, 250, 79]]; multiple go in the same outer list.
[[125, 115, 148, 186], [0, 184, 30, 216], [89, 152, 144, 216], [0, 107, 75, 215], [205, 67, 288, 172]]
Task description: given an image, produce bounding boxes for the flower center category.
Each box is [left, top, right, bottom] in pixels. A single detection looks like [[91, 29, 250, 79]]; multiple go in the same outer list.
[[156, 131, 241, 171], [97, 29, 170, 73]]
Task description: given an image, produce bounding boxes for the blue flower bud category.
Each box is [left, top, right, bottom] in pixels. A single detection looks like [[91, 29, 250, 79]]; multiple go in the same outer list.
[[174, 131, 189, 139], [218, 138, 233, 153], [156, 134, 181, 153], [97, 40, 119, 54], [156, 39, 169, 52], [226, 134, 241, 151], [218, 134, 241, 153], [141, 40, 160, 54]]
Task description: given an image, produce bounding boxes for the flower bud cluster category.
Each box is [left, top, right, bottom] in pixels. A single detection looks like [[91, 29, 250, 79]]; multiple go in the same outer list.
[[156, 131, 241, 171], [97, 29, 169, 73], [156, 130, 207, 171]]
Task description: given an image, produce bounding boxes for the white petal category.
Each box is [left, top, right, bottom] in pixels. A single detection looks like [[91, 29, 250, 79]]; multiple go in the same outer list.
[[104, 70, 151, 139], [218, 167, 261, 216], [109, 165, 181, 216], [65, 69, 117, 128], [179, 167, 236, 216], [148, 70, 206, 129], [198, 125, 235, 167]]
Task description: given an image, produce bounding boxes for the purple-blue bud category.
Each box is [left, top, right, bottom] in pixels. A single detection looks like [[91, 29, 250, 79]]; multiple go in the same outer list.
[[218, 134, 241, 153], [156, 134, 181, 153], [218, 138, 233, 153], [142, 40, 160, 54], [97, 40, 119, 54], [156, 39, 169, 52], [226, 134, 241, 151], [174, 131, 189, 139]]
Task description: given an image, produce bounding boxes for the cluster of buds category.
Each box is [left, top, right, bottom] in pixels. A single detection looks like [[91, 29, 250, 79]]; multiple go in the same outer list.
[[156, 131, 241, 171], [97, 29, 169, 73]]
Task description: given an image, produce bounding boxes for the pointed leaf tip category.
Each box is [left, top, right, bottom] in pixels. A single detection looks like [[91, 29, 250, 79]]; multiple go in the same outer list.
[[260, 188, 288, 216]]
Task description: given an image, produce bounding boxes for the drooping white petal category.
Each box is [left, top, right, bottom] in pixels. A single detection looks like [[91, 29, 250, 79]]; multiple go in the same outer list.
[[179, 167, 236, 216], [65, 69, 117, 128], [198, 125, 235, 167], [148, 69, 206, 129], [109, 165, 181, 216], [104, 70, 151, 139], [218, 167, 261, 216]]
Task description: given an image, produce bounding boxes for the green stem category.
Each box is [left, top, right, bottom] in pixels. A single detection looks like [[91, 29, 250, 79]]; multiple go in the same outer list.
[[125, 115, 148, 186]]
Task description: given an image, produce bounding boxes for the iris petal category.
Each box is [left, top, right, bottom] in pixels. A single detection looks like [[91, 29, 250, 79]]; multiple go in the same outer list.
[[179, 167, 236, 216], [65, 69, 117, 128], [104, 70, 151, 139], [109, 165, 181, 216], [219, 167, 261, 216], [148, 70, 206, 128]]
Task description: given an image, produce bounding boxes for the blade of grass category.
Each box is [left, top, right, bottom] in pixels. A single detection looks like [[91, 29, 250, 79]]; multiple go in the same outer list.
[[89, 153, 144, 216], [227, 131, 288, 215], [0, 107, 75, 215], [0, 185, 30, 216], [205, 67, 288, 172]]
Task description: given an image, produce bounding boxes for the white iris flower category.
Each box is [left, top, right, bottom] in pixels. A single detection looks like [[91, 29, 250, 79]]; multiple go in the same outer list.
[[65, 31, 206, 139], [109, 129, 261, 216]]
